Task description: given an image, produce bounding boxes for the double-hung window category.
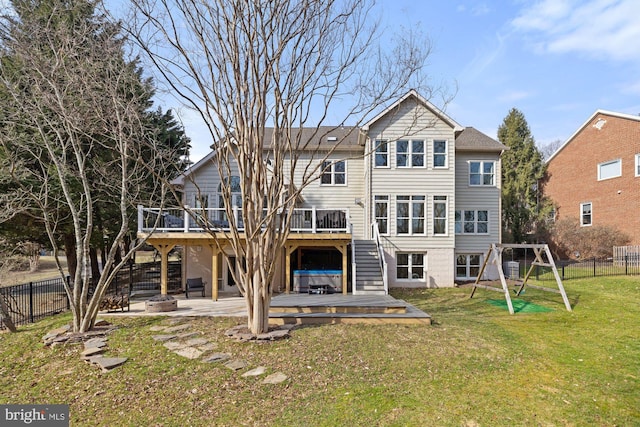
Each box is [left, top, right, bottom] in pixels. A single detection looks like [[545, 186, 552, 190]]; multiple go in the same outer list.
[[598, 159, 621, 181], [433, 140, 447, 167], [456, 254, 481, 279], [396, 195, 425, 235], [581, 202, 592, 226], [469, 161, 495, 186], [433, 196, 447, 235], [321, 160, 346, 185], [455, 210, 488, 234], [374, 195, 389, 235], [375, 140, 388, 167], [396, 140, 425, 167], [397, 253, 424, 280]]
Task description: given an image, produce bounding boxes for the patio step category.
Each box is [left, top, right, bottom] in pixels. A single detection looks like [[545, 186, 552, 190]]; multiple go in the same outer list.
[[269, 294, 431, 325]]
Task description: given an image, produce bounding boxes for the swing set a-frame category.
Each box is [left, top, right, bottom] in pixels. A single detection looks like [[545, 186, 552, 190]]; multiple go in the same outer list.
[[470, 243, 572, 314]]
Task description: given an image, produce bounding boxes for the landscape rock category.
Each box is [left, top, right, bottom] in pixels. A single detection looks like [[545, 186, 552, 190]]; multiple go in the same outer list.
[[152, 334, 177, 342], [242, 366, 267, 377], [263, 372, 288, 384], [202, 353, 231, 363], [174, 347, 203, 359], [185, 338, 209, 347], [198, 343, 218, 352], [81, 347, 105, 358], [91, 357, 128, 372], [84, 338, 107, 349], [163, 341, 187, 351], [164, 324, 191, 333], [224, 359, 248, 371]]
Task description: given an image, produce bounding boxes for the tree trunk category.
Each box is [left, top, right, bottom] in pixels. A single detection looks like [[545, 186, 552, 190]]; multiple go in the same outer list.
[[63, 233, 77, 280]]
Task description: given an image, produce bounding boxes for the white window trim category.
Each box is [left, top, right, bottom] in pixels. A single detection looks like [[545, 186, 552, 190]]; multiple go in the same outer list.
[[468, 161, 496, 187], [396, 252, 426, 281], [374, 195, 390, 236], [433, 140, 448, 169], [455, 210, 489, 234], [396, 195, 427, 236], [597, 158, 622, 181], [455, 253, 483, 280], [635, 154, 640, 177], [433, 195, 448, 236], [374, 139, 390, 168], [395, 139, 426, 168], [580, 202, 592, 227], [320, 160, 347, 186]]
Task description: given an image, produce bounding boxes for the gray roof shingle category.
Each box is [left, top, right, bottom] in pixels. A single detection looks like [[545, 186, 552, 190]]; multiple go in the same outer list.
[[455, 127, 508, 152]]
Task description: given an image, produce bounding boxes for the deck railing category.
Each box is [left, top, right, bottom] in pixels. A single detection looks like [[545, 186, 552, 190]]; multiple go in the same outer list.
[[372, 222, 388, 295], [138, 205, 350, 234]]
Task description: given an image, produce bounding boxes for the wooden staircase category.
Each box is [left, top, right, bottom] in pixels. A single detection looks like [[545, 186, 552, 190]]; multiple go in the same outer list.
[[353, 239, 386, 295]]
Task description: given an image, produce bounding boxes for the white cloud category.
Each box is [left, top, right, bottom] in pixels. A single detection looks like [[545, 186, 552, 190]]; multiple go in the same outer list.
[[512, 0, 640, 62]]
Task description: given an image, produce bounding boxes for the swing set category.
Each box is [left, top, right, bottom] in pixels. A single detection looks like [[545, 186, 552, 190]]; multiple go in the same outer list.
[[470, 243, 572, 314]]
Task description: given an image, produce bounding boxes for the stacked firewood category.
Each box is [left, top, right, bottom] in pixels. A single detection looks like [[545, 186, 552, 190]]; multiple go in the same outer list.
[[99, 295, 129, 312]]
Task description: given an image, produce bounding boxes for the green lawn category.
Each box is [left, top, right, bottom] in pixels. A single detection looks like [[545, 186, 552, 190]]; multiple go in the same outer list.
[[1, 276, 638, 426]]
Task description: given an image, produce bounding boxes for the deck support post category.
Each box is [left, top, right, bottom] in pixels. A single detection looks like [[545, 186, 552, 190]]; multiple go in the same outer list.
[[210, 245, 220, 301]]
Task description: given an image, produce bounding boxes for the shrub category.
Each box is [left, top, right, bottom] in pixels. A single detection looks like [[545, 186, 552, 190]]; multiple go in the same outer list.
[[549, 217, 630, 259]]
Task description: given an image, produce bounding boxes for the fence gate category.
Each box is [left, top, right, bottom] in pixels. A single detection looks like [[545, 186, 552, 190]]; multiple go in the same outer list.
[[470, 243, 572, 314]]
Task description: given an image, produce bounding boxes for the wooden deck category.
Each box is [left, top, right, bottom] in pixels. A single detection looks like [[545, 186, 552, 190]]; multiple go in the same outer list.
[[269, 294, 431, 325]]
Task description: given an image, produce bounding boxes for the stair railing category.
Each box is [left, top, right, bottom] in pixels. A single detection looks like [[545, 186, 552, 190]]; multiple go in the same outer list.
[[371, 222, 388, 295], [350, 222, 357, 295]]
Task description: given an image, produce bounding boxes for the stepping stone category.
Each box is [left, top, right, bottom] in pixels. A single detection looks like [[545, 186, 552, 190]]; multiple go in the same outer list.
[[177, 332, 201, 339], [92, 357, 128, 372], [185, 338, 209, 347], [257, 329, 290, 341], [202, 353, 231, 363], [198, 343, 218, 352], [242, 366, 267, 377], [164, 324, 191, 333], [84, 338, 107, 349], [149, 326, 167, 332], [152, 334, 177, 342], [224, 359, 248, 371], [263, 372, 287, 384], [163, 342, 187, 350], [81, 347, 105, 358], [174, 347, 203, 359]]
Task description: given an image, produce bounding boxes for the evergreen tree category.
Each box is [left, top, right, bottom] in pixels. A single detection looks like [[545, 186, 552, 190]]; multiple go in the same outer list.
[[497, 108, 550, 243]]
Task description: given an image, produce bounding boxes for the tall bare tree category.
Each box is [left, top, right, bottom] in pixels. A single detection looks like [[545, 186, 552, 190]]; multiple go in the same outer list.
[[0, 0, 181, 332], [129, 0, 439, 333]]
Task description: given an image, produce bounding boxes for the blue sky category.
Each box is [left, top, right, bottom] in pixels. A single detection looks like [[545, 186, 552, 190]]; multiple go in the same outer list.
[[173, 0, 640, 161]]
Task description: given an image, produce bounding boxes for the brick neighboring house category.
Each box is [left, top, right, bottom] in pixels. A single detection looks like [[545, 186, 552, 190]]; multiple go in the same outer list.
[[544, 110, 640, 246]]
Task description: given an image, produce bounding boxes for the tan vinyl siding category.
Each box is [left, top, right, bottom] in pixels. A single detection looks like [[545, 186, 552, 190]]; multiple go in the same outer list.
[[454, 151, 502, 253], [287, 150, 367, 238]]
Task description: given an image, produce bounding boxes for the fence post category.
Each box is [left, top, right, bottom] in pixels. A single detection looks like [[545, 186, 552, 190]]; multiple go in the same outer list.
[[66, 276, 71, 310], [29, 282, 34, 323], [593, 258, 596, 277], [562, 264, 565, 280], [625, 254, 628, 276]]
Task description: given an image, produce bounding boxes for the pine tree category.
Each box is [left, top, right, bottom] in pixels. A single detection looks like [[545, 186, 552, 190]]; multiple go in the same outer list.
[[498, 108, 550, 243]]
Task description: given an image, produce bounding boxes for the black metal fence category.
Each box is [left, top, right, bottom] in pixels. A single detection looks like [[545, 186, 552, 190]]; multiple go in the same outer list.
[[0, 261, 181, 329], [518, 254, 640, 281]]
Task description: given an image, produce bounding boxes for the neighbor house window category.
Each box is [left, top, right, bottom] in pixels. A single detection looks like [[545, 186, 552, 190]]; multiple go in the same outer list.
[[469, 161, 495, 186], [598, 159, 621, 180], [581, 202, 592, 226], [456, 254, 481, 279], [321, 160, 346, 185], [455, 210, 488, 234], [635, 154, 640, 177], [397, 253, 424, 280], [375, 140, 388, 167], [374, 195, 389, 235], [433, 196, 447, 235], [396, 195, 426, 235], [396, 139, 425, 167], [433, 140, 447, 167]]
